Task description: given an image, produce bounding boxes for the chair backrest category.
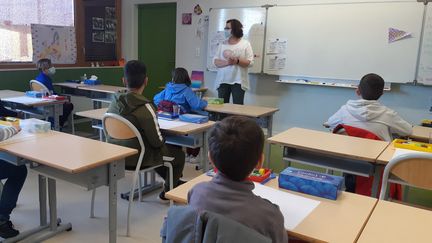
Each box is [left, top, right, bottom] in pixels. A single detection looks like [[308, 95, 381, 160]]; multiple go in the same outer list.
[[380, 153, 432, 200], [29, 80, 51, 95], [333, 124, 381, 141], [103, 113, 145, 169]]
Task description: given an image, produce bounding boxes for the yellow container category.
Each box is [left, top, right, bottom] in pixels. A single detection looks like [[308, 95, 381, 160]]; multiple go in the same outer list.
[[393, 138, 432, 153]]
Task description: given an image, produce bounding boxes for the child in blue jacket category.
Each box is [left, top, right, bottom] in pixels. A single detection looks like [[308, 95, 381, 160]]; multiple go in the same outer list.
[[154, 68, 208, 163], [154, 68, 207, 113]]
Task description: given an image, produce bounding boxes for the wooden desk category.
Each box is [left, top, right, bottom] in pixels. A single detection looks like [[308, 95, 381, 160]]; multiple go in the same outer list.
[[376, 143, 395, 164], [410, 125, 432, 143], [205, 103, 279, 166], [0, 131, 137, 243], [75, 107, 215, 171], [268, 127, 390, 197], [358, 200, 432, 243], [54, 83, 126, 108], [0, 90, 65, 131], [166, 174, 377, 243]]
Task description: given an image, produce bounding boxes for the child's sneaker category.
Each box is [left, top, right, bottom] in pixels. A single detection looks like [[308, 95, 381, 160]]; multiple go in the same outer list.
[[157, 191, 170, 204], [0, 220, 19, 239]]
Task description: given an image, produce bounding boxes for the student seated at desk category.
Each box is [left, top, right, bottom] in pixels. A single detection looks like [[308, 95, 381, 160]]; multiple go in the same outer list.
[[35, 58, 74, 128], [107, 60, 185, 202], [326, 73, 412, 141], [188, 116, 287, 243], [153, 67, 208, 163], [0, 126, 27, 239]]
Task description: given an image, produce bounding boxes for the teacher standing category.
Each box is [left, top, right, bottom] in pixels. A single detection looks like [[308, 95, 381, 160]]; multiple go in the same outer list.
[[213, 19, 254, 105]]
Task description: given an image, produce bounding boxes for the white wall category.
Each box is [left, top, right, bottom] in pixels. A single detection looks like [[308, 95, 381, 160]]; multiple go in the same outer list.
[[122, 0, 432, 134]]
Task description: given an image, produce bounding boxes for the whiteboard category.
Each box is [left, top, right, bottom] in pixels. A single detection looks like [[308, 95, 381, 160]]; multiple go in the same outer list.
[[207, 7, 266, 73], [417, 4, 432, 85], [264, 2, 424, 83]]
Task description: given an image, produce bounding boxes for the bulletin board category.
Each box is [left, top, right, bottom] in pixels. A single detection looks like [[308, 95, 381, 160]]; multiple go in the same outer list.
[[83, 0, 119, 61]]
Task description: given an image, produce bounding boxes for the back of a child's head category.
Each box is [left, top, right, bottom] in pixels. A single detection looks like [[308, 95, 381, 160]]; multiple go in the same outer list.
[[172, 67, 191, 86], [208, 116, 264, 181], [358, 73, 384, 100], [124, 60, 147, 89]]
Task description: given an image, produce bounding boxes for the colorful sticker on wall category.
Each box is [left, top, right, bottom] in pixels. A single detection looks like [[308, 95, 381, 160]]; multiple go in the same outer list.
[[194, 4, 203, 15], [182, 13, 192, 25], [388, 27, 412, 43]]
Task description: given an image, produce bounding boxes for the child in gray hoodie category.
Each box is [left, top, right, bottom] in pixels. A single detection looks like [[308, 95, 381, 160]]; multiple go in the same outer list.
[[326, 73, 412, 141]]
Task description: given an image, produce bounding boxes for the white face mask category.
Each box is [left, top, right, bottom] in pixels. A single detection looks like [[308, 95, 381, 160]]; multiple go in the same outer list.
[[48, 67, 56, 75], [224, 29, 231, 39]]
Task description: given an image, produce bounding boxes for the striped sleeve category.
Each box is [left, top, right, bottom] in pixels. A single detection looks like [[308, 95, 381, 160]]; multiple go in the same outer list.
[[0, 126, 19, 141], [140, 103, 164, 148]]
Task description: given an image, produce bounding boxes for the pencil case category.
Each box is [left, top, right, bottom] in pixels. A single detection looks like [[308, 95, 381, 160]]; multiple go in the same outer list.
[[279, 167, 344, 200], [421, 119, 432, 128], [206, 98, 224, 104], [158, 111, 178, 120], [393, 139, 432, 153], [25, 91, 44, 98], [43, 95, 67, 101], [179, 114, 208, 124], [0, 117, 20, 126]]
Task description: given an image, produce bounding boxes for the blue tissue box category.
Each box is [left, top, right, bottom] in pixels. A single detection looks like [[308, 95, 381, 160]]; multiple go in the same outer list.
[[278, 167, 344, 200], [25, 91, 44, 98], [84, 79, 101, 85], [179, 114, 209, 124]]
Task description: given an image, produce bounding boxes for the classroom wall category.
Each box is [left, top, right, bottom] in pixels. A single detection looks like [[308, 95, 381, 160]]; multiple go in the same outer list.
[[123, 0, 432, 134]]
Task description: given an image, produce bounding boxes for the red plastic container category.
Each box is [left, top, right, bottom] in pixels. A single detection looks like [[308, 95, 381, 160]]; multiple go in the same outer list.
[[248, 168, 271, 183]]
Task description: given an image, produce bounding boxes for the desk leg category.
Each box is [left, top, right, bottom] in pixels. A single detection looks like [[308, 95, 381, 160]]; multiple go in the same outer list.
[[48, 178, 57, 231], [39, 175, 48, 226], [265, 115, 273, 168], [202, 131, 209, 172], [371, 165, 383, 198], [50, 104, 62, 131], [109, 161, 119, 243]]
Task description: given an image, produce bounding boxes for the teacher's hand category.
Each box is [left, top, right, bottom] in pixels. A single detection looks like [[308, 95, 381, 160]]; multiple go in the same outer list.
[[228, 57, 239, 65]]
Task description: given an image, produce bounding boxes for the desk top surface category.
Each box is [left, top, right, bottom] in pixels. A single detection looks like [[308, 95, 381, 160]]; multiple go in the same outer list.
[[205, 103, 279, 118], [411, 125, 432, 143], [357, 200, 432, 243], [0, 131, 137, 173], [76, 108, 215, 135], [54, 83, 126, 94], [0, 90, 25, 99], [268, 127, 389, 162], [166, 174, 377, 243]]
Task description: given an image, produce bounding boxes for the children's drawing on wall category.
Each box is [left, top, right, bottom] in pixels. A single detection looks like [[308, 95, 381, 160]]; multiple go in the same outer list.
[[182, 13, 192, 25], [92, 31, 104, 43], [388, 27, 412, 43], [92, 17, 104, 30], [196, 17, 205, 40]]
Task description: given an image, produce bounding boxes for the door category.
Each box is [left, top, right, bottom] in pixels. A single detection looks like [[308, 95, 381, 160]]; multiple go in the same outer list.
[[138, 3, 176, 99]]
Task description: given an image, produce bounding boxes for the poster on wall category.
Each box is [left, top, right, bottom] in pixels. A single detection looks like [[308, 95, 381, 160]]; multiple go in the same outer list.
[[31, 24, 77, 64]]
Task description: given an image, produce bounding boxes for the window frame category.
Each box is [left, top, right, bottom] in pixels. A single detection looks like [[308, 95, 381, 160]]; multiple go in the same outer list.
[[0, 0, 122, 69]]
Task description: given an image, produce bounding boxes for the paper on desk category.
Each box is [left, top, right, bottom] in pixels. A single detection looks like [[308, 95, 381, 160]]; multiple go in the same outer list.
[[2, 96, 50, 105], [392, 148, 429, 160], [158, 119, 190, 130], [252, 182, 320, 230]]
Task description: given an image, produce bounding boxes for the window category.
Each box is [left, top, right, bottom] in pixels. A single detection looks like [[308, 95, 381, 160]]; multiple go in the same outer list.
[[0, 0, 74, 63]]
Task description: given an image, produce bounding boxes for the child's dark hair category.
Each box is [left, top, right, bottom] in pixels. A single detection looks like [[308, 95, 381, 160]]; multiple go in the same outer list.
[[358, 73, 385, 100], [36, 58, 52, 71], [226, 19, 243, 38], [208, 116, 264, 181], [172, 67, 191, 86], [124, 60, 147, 89]]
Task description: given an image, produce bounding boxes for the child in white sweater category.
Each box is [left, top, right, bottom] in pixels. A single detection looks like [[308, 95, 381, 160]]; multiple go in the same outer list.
[[326, 73, 412, 141]]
